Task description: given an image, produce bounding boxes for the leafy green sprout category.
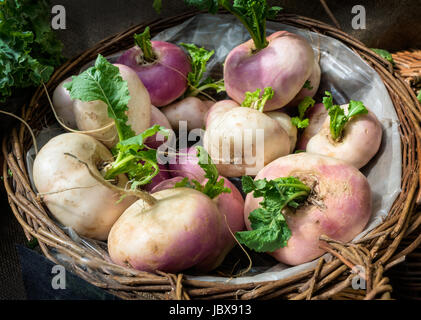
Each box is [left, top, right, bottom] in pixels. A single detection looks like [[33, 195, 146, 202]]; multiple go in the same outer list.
[[241, 87, 274, 112], [174, 146, 231, 199], [235, 175, 311, 252], [291, 96, 316, 129], [179, 43, 225, 97], [322, 91, 368, 141]]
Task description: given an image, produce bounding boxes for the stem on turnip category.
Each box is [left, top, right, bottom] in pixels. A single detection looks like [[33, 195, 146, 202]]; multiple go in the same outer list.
[[134, 27, 156, 63], [64, 152, 157, 206], [220, 3, 269, 51]]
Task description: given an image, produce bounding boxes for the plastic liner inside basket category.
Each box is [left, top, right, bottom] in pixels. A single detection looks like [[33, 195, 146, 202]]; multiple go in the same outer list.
[[26, 13, 401, 285]]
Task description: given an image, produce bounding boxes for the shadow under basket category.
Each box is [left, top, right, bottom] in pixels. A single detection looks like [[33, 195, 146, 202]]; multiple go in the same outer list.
[[2, 11, 421, 300]]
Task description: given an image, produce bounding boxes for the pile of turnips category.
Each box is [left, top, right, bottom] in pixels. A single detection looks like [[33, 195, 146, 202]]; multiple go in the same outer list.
[[37, 0, 383, 273]]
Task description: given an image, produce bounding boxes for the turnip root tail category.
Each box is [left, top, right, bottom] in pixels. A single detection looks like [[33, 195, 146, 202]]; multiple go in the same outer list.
[[222, 213, 253, 278], [0, 109, 38, 155], [64, 152, 157, 206], [43, 82, 118, 143]]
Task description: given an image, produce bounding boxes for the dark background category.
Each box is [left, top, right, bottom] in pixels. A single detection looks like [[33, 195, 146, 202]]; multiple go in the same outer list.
[[1, 0, 420, 300]]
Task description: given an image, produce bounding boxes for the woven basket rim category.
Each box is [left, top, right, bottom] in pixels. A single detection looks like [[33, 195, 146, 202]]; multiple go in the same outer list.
[[2, 11, 421, 300]]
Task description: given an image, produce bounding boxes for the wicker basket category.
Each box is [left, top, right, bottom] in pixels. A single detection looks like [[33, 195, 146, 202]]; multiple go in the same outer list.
[[2, 11, 421, 300], [387, 50, 421, 300]]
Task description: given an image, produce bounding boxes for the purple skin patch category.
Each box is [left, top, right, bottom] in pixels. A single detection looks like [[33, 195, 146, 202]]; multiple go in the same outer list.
[[117, 41, 191, 107], [224, 31, 314, 111]]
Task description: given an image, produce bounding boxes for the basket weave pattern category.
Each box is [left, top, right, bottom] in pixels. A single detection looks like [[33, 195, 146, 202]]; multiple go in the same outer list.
[[2, 12, 421, 300]]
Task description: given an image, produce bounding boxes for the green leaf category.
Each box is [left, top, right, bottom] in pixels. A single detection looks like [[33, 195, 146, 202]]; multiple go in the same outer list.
[[236, 176, 310, 252], [417, 91, 421, 103], [347, 100, 369, 118], [104, 125, 170, 187], [174, 146, 231, 199], [371, 48, 394, 65], [236, 224, 291, 252], [303, 80, 313, 90], [241, 175, 255, 194], [291, 117, 309, 129], [241, 87, 274, 112], [152, 0, 162, 13], [322, 91, 368, 141], [64, 54, 134, 142], [118, 124, 170, 147], [0, 0, 63, 102], [322, 90, 334, 110], [174, 177, 196, 189], [179, 43, 225, 96], [291, 96, 315, 129], [134, 27, 155, 62], [185, 0, 282, 51], [185, 0, 219, 13]]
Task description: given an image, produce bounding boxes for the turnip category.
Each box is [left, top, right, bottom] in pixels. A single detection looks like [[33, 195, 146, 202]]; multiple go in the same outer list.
[[52, 77, 77, 128], [186, 1, 314, 112], [152, 146, 246, 271], [70, 63, 151, 148], [117, 27, 191, 106], [186, 1, 316, 110], [33, 133, 136, 240], [108, 147, 241, 273], [224, 29, 314, 111], [151, 176, 185, 193], [204, 88, 290, 177], [306, 92, 382, 169], [296, 102, 327, 150], [151, 174, 245, 272], [161, 96, 210, 131], [238, 152, 372, 265], [108, 187, 223, 272], [202, 100, 215, 109]]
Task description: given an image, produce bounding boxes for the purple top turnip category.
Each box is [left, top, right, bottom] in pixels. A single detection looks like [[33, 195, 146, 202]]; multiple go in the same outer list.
[[186, 1, 313, 111], [224, 31, 315, 111], [117, 27, 191, 106], [244, 152, 372, 265]]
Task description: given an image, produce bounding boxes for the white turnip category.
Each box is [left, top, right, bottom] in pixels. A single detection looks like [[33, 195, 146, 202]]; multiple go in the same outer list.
[[306, 93, 382, 169], [204, 95, 290, 177], [33, 133, 136, 240], [108, 187, 223, 272], [72, 63, 151, 148], [153, 146, 246, 271]]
